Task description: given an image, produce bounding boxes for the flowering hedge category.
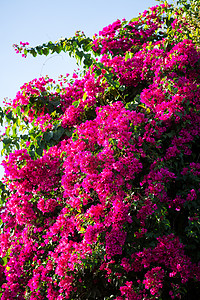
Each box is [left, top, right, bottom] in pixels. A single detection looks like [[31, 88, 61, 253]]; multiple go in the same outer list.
[[0, 1, 200, 299]]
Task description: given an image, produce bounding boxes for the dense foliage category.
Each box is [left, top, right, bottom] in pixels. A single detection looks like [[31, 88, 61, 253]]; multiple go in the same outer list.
[[0, 0, 200, 299]]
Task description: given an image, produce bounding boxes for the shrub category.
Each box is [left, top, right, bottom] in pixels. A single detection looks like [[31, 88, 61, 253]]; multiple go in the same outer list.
[[0, 1, 200, 299]]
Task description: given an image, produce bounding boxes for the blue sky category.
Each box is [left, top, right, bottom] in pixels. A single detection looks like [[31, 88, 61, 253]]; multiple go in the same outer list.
[[0, 0, 159, 178]]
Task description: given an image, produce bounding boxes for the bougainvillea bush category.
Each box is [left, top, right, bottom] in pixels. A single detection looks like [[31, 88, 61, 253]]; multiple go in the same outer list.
[[1, 0, 200, 299]]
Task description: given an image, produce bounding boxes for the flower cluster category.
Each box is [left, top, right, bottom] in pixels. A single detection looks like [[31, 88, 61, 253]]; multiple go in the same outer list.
[[1, 2, 200, 299]]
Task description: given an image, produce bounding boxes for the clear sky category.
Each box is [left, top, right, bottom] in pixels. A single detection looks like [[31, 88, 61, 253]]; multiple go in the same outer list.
[[0, 0, 159, 178]]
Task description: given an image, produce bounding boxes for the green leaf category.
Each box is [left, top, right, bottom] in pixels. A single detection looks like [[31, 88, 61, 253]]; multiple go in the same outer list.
[[125, 52, 134, 62], [36, 46, 43, 55], [175, 111, 183, 117], [1, 256, 7, 266], [72, 100, 80, 108], [72, 132, 78, 142], [44, 131, 54, 142], [65, 128, 73, 137], [30, 49, 37, 57], [6, 127, 10, 136], [12, 123, 17, 137], [53, 45, 62, 54], [53, 126, 65, 141], [83, 92, 87, 101], [95, 68, 102, 76], [5, 111, 12, 120], [36, 147, 43, 156], [43, 48, 50, 56], [3, 138, 11, 145]]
